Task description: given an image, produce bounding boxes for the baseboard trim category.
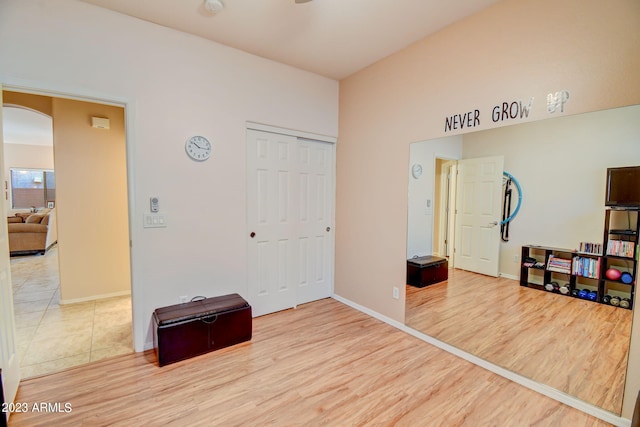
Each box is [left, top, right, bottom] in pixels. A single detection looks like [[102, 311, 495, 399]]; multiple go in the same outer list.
[[60, 290, 131, 305], [331, 293, 630, 427], [499, 272, 519, 280]]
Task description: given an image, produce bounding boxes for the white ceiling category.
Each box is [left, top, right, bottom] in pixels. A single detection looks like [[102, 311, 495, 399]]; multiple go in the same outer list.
[[77, 0, 501, 80], [2, 0, 501, 144]]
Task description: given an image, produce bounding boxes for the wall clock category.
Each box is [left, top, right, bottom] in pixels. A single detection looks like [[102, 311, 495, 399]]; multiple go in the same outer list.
[[411, 163, 423, 179], [185, 135, 212, 161]]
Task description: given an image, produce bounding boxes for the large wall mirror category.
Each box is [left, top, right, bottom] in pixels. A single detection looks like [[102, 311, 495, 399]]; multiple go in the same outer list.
[[405, 104, 640, 415]]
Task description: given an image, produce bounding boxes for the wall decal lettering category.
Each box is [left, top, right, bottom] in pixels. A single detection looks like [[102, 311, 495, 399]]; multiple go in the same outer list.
[[444, 109, 481, 132], [491, 98, 534, 123], [547, 90, 570, 113], [444, 90, 570, 133]]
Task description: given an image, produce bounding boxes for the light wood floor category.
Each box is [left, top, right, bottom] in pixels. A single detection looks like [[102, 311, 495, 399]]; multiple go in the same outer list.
[[9, 298, 611, 426], [405, 268, 632, 415]]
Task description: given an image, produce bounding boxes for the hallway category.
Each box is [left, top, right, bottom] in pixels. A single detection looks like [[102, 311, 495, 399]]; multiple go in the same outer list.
[[11, 246, 132, 378]]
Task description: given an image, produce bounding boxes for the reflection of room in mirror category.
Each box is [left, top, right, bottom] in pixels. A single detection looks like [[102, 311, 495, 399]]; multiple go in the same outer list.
[[405, 105, 640, 416], [405, 269, 631, 414]]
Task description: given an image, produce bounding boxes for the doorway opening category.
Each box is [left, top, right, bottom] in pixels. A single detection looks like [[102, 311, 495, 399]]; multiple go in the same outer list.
[[2, 90, 133, 378], [434, 158, 457, 262], [406, 138, 504, 278]]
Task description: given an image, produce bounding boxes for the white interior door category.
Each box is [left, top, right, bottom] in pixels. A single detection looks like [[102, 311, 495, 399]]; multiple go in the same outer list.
[[247, 129, 334, 317], [296, 138, 334, 305], [436, 160, 456, 258], [447, 163, 458, 260], [453, 156, 503, 276], [0, 85, 21, 420]]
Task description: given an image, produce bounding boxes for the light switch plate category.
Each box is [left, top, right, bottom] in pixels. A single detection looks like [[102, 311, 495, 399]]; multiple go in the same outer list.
[[143, 213, 167, 228]]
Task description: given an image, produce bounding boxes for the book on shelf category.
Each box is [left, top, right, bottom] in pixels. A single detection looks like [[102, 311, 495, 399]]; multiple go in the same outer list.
[[547, 255, 572, 274], [606, 240, 636, 258], [572, 256, 600, 279], [578, 242, 602, 255]]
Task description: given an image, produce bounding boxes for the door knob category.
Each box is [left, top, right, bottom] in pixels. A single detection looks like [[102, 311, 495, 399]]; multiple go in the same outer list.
[[489, 221, 499, 227], [250, 232, 256, 238], [326, 227, 331, 232]]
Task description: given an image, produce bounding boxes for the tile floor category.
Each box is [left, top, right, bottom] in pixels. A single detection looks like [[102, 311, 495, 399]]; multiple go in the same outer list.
[[11, 245, 133, 378]]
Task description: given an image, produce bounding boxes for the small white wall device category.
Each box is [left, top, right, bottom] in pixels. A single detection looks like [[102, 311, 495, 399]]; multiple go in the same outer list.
[[144, 197, 166, 228], [91, 117, 110, 129]]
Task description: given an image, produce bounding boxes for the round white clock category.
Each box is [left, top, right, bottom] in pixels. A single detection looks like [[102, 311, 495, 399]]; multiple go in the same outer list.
[[185, 135, 212, 161], [411, 163, 423, 179]]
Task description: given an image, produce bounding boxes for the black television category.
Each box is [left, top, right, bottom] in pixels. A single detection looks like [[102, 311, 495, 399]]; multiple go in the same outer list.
[[605, 166, 640, 208]]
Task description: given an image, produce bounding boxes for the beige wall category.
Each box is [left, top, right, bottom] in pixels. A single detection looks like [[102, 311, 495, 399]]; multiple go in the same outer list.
[[3, 91, 52, 116], [340, 0, 640, 323], [3, 143, 54, 214], [337, 0, 640, 418], [52, 98, 130, 302]]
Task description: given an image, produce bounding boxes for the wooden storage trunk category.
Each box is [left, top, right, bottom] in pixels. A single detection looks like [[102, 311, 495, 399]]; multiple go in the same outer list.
[[407, 256, 448, 288], [153, 293, 252, 366]]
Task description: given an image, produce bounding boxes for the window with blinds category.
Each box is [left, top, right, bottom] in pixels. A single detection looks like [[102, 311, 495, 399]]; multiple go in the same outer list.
[[10, 168, 55, 209]]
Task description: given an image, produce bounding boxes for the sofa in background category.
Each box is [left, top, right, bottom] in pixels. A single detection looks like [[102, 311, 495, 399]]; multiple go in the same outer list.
[[6, 209, 57, 256]]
